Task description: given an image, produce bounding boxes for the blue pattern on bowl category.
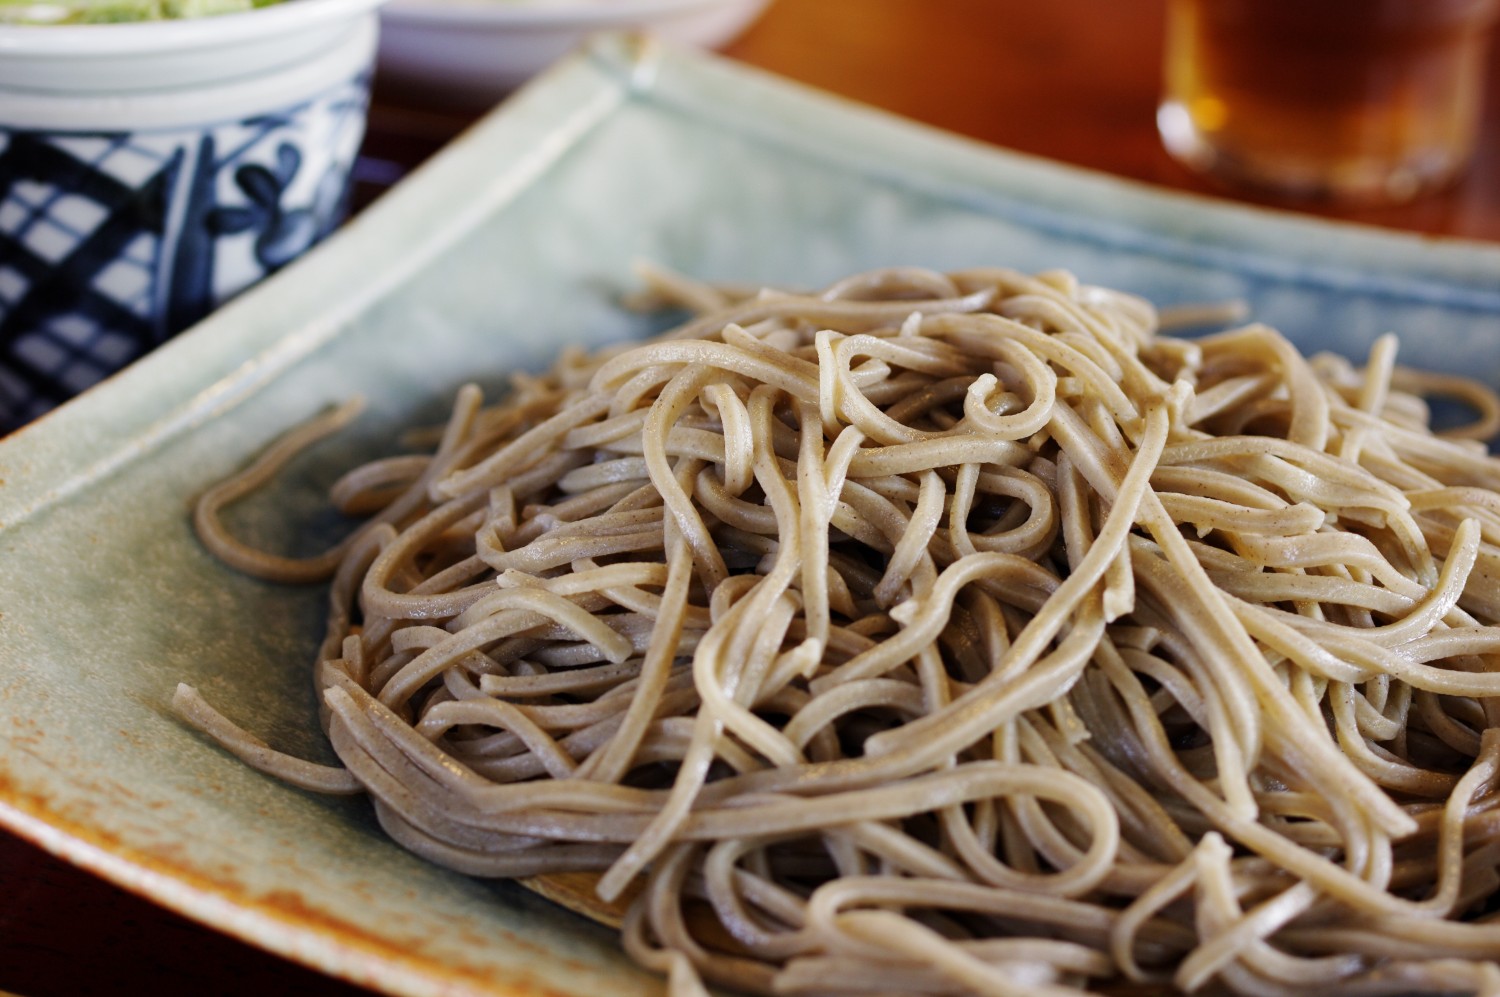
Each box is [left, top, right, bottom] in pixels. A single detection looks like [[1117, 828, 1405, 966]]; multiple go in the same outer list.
[[0, 72, 369, 430]]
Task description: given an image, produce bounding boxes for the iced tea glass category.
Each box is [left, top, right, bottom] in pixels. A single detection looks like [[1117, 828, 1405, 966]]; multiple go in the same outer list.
[[1158, 0, 1499, 204]]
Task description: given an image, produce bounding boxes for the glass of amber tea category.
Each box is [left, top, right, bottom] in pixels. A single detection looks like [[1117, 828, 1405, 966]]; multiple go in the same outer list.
[[1158, 0, 1499, 204]]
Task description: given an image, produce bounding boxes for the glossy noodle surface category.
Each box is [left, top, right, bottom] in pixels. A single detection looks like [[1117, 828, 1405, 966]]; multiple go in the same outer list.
[[183, 266, 1500, 997]]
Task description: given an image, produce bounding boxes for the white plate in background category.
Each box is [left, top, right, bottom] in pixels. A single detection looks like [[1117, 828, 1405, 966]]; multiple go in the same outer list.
[[376, 0, 771, 103]]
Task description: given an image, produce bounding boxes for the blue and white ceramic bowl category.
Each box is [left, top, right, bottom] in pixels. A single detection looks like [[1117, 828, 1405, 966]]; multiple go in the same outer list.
[[0, 0, 385, 432]]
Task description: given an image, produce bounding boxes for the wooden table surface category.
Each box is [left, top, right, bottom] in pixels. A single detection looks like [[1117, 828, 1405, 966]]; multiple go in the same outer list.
[[3, 1, 1498, 995]]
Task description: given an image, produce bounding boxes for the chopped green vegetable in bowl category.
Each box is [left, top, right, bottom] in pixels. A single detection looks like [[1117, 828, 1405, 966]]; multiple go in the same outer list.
[[0, 0, 280, 23]]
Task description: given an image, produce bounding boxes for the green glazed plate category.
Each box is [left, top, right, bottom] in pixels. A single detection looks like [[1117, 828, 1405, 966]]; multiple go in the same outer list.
[[2, 33, 1499, 997]]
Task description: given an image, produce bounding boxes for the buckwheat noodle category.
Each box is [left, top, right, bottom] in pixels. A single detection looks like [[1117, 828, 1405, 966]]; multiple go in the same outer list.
[[179, 265, 1500, 997]]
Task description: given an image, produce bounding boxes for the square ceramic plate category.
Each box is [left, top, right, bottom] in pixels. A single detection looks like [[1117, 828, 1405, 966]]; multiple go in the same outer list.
[[2, 34, 1500, 997]]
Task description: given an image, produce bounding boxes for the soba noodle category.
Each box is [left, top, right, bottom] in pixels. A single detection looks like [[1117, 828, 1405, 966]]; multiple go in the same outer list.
[[179, 265, 1500, 997]]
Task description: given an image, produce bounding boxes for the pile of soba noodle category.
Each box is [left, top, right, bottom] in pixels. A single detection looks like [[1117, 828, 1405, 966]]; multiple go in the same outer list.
[[179, 265, 1500, 997]]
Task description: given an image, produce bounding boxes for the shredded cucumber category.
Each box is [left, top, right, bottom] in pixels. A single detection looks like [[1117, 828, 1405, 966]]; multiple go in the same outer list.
[[0, 0, 279, 24]]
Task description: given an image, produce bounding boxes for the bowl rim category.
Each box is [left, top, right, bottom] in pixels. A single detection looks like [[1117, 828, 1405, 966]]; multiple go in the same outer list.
[[0, 0, 388, 56], [379, 0, 752, 27], [0, 12, 374, 126]]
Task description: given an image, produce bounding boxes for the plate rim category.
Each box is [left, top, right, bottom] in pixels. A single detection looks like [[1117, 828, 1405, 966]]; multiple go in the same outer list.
[[378, 0, 751, 26]]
